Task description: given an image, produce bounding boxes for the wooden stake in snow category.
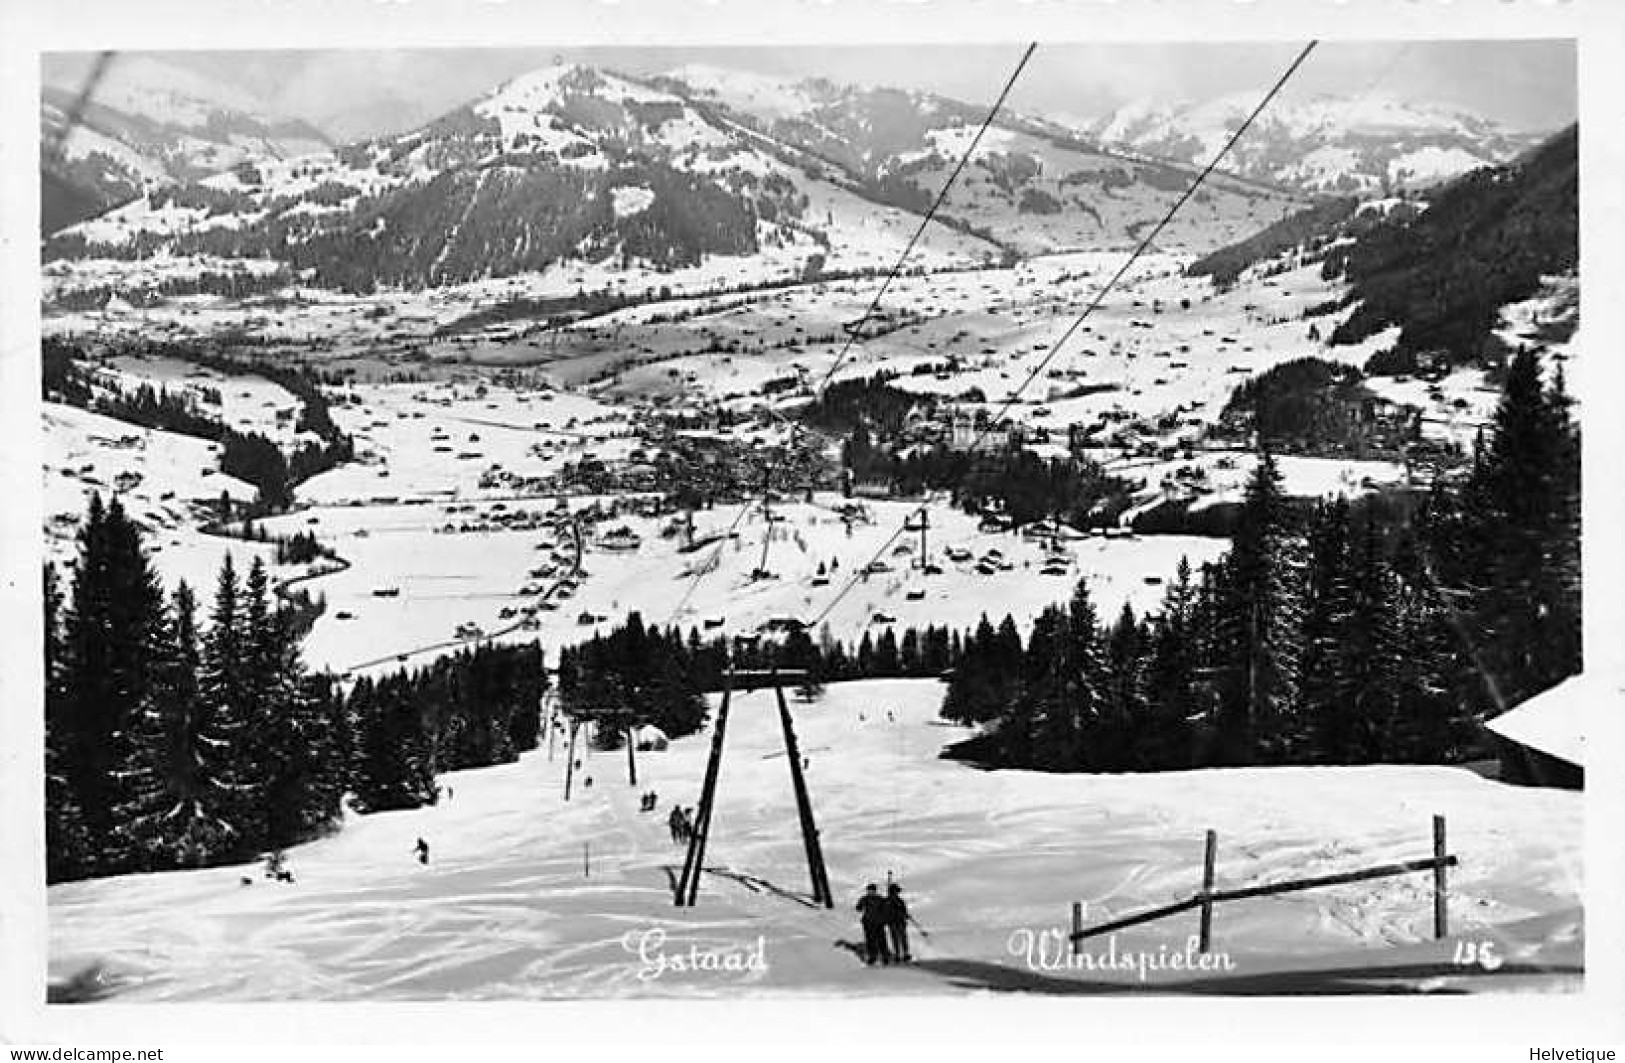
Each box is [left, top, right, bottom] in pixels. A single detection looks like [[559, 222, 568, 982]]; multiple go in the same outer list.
[[1199, 829, 1218, 953], [1433, 815, 1448, 940], [563, 718, 580, 802]]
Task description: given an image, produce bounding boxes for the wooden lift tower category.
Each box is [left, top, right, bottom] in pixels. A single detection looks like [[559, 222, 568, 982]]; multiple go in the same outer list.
[[674, 668, 833, 908]]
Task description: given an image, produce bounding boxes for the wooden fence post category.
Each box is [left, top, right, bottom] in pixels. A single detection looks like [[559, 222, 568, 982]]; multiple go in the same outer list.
[[1071, 902, 1083, 956], [1433, 815, 1448, 939], [563, 718, 579, 801], [1199, 829, 1217, 954]]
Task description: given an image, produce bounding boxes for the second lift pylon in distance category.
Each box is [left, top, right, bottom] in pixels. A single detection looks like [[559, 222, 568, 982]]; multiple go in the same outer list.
[[673, 668, 833, 908]]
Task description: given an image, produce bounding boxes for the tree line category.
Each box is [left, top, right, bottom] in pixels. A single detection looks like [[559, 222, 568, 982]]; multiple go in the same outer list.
[[46, 495, 347, 882], [45, 494, 549, 883], [940, 347, 1579, 772], [1327, 126, 1576, 369], [810, 374, 1133, 525], [41, 339, 355, 514], [344, 644, 547, 814]]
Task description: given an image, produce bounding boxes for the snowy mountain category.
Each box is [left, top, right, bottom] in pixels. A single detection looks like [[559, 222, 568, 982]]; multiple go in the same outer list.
[[1187, 124, 1577, 371], [1088, 93, 1546, 194], [43, 62, 1305, 304], [658, 65, 1306, 254], [41, 56, 331, 233], [43, 63, 1002, 297]]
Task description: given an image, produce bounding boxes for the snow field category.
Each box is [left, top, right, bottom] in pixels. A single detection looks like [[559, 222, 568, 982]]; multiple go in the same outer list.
[[48, 678, 1582, 1000]]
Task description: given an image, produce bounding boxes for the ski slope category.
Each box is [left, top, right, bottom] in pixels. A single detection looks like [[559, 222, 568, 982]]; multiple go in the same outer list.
[[49, 679, 1582, 1000]]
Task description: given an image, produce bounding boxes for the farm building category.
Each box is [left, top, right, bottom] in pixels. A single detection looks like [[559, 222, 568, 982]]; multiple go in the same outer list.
[[632, 725, 670, 751]]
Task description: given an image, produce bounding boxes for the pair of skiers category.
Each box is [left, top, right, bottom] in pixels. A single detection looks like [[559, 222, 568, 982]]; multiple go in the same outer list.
[[668, 805, 695, 843], [855, 882, 913, 965], [638, 791, 659, 812]]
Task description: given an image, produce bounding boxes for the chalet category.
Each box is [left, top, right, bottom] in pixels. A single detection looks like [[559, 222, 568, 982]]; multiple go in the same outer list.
[[1485, 673, 1599, 790], [948, 410, 1022, 454], [851, 478, 894, 500], [633, 725, 670, 752], [595, 524, 642, 552]]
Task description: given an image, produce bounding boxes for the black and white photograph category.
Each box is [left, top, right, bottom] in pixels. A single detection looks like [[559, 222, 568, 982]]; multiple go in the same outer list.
[[3, 0, 1623, 1048]]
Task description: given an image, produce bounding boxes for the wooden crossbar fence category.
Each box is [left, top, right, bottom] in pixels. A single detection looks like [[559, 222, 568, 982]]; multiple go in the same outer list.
[[1071, 815, 1457, 954]]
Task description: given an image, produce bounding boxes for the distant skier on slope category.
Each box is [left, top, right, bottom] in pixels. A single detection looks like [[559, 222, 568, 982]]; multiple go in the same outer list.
[[856, 883, 892, 966], [882, 882, 912, 962], [668, 805, 686, 843], [414, 837, 430, 865]]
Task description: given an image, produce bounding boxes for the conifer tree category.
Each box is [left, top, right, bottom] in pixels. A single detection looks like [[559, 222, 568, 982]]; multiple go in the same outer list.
[[44, 563, 92, 883], [349, 674, 438, 812], [1103, 604, 1151, 768], [1142, 557, 1199, 770], [874, 628, 901, 676], [1216, 454, 1306, 763], [199, 554, 261, 856], [116, 582, 238, 868], [61, 494, 166, 868], [1301, 499, 1358, 761]]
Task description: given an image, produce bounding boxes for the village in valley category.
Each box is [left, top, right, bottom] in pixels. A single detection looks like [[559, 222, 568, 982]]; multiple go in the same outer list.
[[36, 42, 1586, 1002]]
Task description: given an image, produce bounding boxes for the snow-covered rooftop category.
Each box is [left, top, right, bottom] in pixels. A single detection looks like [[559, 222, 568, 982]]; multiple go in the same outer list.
[[1485, 673, 1610, 768]]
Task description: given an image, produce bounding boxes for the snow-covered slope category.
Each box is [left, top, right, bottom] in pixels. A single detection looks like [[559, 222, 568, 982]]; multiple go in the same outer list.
[[1090, 93, 1545, 193], [41, 56, 330, 232], [48, 678, 1582, 999]]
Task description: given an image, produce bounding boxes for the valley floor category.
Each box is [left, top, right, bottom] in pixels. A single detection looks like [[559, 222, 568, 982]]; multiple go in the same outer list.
[[49, 679, 1582, 1000]]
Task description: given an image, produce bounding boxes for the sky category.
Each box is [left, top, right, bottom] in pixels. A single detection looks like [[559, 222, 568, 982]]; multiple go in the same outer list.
[[43, 40, 1576, 142]]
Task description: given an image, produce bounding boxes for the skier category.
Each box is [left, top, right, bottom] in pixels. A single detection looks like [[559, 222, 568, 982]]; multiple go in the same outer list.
[[414, 837, 430, 865], [882, 882, 912, 962], [668, 805, 686, 843], [856, 883, 891, 966]]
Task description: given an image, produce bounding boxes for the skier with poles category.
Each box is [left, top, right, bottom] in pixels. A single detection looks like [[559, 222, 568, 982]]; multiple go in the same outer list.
[[882, 881, 914, 962], [855, 883, 892, 966]]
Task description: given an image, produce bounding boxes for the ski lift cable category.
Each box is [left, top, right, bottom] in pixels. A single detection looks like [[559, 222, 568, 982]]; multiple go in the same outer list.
[[664, 494, 761, 626], [749, 41, 1039, 458], [804, 41, 1320, 631], [46, 51, 118, 165], [666, 46, 1036, 631], [966, 40, 1319, 458], [805, 42, 1039, 404]]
